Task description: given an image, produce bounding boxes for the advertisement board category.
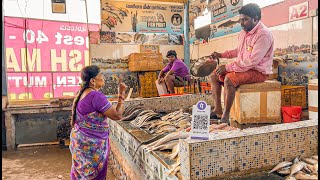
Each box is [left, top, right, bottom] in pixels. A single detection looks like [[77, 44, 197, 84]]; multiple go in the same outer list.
[[4, 17, 99, 101], [101, 1, 184, 34]]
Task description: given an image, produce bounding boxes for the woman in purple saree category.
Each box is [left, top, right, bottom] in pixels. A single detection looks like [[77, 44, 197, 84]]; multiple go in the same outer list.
[[69, 65, 127, 180]]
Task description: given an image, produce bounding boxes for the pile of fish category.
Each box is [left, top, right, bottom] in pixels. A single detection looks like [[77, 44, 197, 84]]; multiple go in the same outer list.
[[129, 109, 192, 135], [269, 155, 318, 179], [143, 131, 190, 177], [120, 104, 146, 121]]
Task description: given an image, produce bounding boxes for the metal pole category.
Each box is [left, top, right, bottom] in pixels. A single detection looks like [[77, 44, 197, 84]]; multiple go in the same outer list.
[[184, 0, 190, 70]]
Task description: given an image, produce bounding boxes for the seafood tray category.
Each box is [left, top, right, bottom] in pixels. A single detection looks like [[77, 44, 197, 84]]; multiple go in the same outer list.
[[281, 85, 307, 109], [128, 53, 164, 72], [138, 71, 159, 98]]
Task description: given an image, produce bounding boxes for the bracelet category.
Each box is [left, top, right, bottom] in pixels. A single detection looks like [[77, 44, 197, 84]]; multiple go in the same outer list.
[[118, 96, 125, 101]]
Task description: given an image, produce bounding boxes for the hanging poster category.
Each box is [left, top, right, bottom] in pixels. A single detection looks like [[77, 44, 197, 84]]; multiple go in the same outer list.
[[101, 1, 184, 34], [208, 0, 243, 24], [209, 15, 242, 39]]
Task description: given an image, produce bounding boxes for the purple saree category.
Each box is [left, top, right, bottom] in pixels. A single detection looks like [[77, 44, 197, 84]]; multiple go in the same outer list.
[[69, 91, 112, 180]]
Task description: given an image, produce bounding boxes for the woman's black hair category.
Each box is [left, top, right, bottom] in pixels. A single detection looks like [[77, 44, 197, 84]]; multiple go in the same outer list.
[[71, 65, 100, 127], [166, 50, 177, 58], [239, 3, 261, 21]]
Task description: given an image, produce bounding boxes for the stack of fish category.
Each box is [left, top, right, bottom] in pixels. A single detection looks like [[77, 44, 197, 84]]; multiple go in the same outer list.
[[146, 109, 191, 134], [269, 155, 318, 179], [129, 110, 161, 127], [143, 131, 190, 177], [120, 104, 146, 121]]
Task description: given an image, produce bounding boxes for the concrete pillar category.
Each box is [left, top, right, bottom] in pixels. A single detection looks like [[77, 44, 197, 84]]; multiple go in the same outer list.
[[183, 0, 190, 70]]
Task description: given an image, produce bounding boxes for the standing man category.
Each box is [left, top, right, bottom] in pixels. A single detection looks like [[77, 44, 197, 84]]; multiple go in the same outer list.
[[131, 11, 138, 32], [209, 3, 274, 124], [157, 50, 190, 94]]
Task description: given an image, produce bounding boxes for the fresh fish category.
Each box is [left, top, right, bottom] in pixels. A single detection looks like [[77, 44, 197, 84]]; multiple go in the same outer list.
[[293, 157, 300, 164], [154, 126, 177, 135], [170, 143, 180, 159], [146, 140, 179, 153], [312, 156, 318, 160], [269, 161, 293, 174], [146, 131, 189, 149], [150, 123, 176, 134], [278, 168, 291, 175], [306, 163, 318, 173], [166, 157, 181, 176], [285, 175, 296, 180], [294, 171, 318, 179], [120, 109, 144, 121], [290, 162, 306, 176], [302, 158, 318, 165]]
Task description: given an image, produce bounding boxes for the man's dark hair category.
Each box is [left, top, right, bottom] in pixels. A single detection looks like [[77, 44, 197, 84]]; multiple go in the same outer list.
[[239, 3, 261, 20], [166, 50, 177, 58]]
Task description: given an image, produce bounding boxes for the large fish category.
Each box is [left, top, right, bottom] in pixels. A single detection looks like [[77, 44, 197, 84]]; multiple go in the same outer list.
[[294, 171, 318, 179], [170, 143, 180, 159], [269, 161, 293, 174], [290, 162, 306, 176], [312, 156, 318, 160], [285, 176, 296, 180], [146, 131, 189, 149], [146, 140, 179, 153], [120, 109, 144, 121], [306, 163, 318, 173], [302, 158, 318, 165], [166, 157, 181, 176]]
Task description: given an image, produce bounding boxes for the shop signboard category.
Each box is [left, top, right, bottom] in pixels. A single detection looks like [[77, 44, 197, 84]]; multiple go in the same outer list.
[[4, 17, 99, 101], [289, 1, 309, 22], [191, 101, 210, 140], [101, 0, 184, 34], [208, 0, 243, 24]]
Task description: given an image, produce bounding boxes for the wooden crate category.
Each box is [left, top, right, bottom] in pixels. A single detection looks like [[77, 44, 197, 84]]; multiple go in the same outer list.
[[128, 53, 164, 72], [230, 81, 282, 124], [308, 79, 318, 120], [138, 72, 159, 98], [281, 85, 307, 109]]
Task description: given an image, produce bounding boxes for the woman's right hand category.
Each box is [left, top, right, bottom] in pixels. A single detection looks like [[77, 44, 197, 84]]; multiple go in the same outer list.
[[118, 82, 127, 94]]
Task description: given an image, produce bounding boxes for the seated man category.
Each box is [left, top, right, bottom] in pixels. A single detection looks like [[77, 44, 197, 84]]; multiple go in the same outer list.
[[157, 50, 190, 94], [208, 3, 274, 124]]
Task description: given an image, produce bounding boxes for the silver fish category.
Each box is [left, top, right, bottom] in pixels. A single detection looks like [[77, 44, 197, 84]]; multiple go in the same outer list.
[[302, 158, 318, 165], [294, 171, 318, 179], [170, 143, 180, 159], [290, 162, 305, 176], [269, 161, 293, 174]]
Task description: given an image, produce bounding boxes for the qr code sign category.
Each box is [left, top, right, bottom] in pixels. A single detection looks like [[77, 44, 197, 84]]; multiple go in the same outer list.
[[193, 115, 209, 130]]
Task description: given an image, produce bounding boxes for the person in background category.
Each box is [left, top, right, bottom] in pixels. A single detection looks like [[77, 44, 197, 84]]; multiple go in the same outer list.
[[69, 65, 127, 179], [208, 3, 274, 124], [157, 50, 190, 94]]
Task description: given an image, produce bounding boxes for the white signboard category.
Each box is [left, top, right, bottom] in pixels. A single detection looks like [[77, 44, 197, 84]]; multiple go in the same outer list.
[[191, 101, 211, 140], [289, 1, 309, 22]]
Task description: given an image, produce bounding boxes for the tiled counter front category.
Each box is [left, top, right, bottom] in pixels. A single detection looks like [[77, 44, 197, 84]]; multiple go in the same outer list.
[[180, 120, 318, 180]]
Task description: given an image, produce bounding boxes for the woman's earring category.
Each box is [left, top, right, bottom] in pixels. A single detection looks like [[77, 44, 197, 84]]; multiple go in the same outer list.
[[93, 82, 96, 88]]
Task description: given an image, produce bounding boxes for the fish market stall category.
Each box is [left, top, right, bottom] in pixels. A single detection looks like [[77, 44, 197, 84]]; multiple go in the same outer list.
[[107, 93, 319, 179]]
